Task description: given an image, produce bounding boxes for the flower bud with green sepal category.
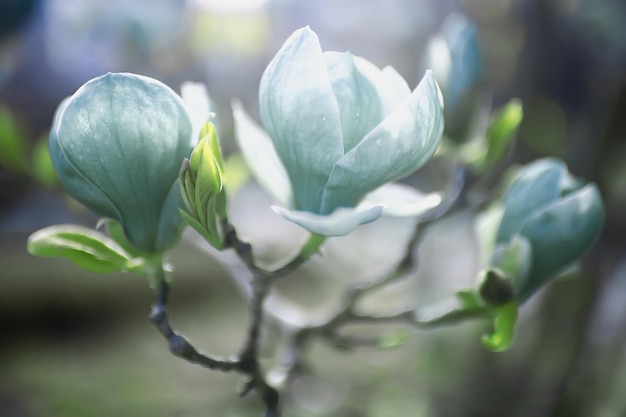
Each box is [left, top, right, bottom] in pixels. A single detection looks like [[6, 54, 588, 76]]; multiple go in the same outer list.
[[179, 120, 228, 249], [492, 158, 604, 301], [49, 72, 194, 254]]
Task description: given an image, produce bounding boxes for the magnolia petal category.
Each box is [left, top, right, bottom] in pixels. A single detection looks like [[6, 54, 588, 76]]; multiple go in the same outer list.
[[49, 99, 122, 224], [492, 235, 532, 294], [516, 183, 604, 300], [321, 70, 444, 213], [354, 57, 411, 115], [155, 180, 184, 252], [497, 158, 566, 243], [362, 183, 443, 217], [440, 13, 483, 109], [259, 26, 344, 212], [323, 51, 383, 152], [181, 81, 212, 145], [232, 102, 294, 208], [271, 205, 383, 237]]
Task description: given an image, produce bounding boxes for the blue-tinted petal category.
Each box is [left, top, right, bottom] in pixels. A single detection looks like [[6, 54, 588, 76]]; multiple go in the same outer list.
[[323, 51, 383, 153], [49, 97, 122, 223], [259, 26, 344, 212], [232, 102, 294, 208], [497, 158, 566, 243], [517, 184, 604, 299], [320, 70, 444, 213], [354, 58, 411, 115], [441, 13, 483, 109], [155, 180, 184, 253], [272, 205, 383, 236], [363, 183, 443, 217]]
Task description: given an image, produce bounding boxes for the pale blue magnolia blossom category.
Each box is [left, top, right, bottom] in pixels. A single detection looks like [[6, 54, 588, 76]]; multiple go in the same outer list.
[[49, 73, 194, 253], [234, 27, 445, 236]]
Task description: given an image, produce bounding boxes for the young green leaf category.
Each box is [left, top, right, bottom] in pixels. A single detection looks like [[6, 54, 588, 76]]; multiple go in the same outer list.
[[378, 329, 410, 349], [0, 105, 27, 172], [179, 209, 224, 249], [481, 301, 518, 352], [483, 99, 523, 168], [27, 225, 133, 274], [456, 290, 484, 310], [31, 136, 59, 187]]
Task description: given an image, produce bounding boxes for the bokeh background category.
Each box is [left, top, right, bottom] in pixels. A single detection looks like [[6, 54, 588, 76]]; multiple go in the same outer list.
[[1, 0, 626, 416]]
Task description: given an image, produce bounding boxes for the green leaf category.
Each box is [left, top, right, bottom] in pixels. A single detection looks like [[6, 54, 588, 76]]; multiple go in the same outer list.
[[180, 164, 196, 214], [456, 290, 483, 310], [483, 99, 523, 168], [31, 135, 59, 187], [179, 209, 224, 249], [27, 225, 133, 274], [378, 329, 410, 349], [482, 301, 518, 352], [0, 104, 27, 172]]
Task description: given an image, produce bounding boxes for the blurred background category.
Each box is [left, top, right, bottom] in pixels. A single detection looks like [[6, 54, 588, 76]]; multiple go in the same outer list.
[[1, 0, 626, 416]]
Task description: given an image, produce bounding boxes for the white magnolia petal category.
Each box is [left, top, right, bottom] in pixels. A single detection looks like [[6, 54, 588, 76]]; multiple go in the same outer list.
[[181, 81, 212, 145], [271, 205, 383, 237], [353, 57, 411, 115], [321, 70, 444, 212], [323, 51, 383, 153], [232, 102, 294, 208], [363, 183, 443, 217], [259, 26, 344, 212]]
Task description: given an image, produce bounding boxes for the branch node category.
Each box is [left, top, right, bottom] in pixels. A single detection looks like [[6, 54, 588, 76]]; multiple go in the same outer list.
[[169, 334, 196, 358]]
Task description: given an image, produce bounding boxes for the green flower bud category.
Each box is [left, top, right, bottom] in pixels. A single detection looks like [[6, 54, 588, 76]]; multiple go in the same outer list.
[[49, 72, 194, 253], [179, 120, 227, 249]]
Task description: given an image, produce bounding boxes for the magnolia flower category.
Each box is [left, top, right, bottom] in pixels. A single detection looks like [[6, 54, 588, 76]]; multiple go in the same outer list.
[[49, 72, 194, 253], [493, 158, 604, 300], [424, 13, 482, 110], [423, 13, 484, 142], [234, 27, 445, 236]]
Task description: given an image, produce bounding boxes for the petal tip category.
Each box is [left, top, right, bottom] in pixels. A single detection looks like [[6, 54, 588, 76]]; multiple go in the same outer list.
[[271, 205, 383, 236]]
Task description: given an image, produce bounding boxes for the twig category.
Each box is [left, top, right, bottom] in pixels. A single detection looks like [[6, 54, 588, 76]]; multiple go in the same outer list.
[[148, 280, 237, 372], [270, 165, 471, 385], [148, 265, 280, 416], [216, 222, 325, 415]]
